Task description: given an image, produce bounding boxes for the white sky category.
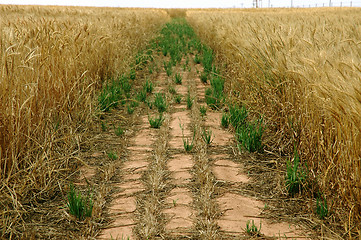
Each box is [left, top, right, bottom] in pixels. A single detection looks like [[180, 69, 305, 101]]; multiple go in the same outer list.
[[1, 0, 361, 8]]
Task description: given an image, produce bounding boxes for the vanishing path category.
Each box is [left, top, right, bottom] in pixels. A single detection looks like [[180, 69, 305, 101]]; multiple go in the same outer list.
[[79, 19, 312, 240]]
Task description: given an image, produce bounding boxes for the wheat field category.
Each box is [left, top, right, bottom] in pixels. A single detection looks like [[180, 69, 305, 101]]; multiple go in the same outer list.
[[0, 5, 169, 237], [187, 7, 361, 235]]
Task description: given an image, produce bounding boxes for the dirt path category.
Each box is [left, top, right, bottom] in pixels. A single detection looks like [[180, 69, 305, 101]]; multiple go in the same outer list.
[[72, 19, 316, 240], [91, 56, 312, 239]]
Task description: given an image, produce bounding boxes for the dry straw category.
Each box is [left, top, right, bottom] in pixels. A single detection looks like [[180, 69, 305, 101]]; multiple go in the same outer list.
[[0, 5, 169, 237], [187, 7, 361, 237]]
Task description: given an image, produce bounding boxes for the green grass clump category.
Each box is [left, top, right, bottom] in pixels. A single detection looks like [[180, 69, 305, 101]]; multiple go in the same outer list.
[[148, 114, 165, 128], [183, 137, 194, 152], [143, 79, 153, 94], [67, 183, 93, 221], [205, 75, 224, 109], [174, 95, 182, 104], [229, 104, 248, 128], [199, 105, 207, 117], [169, 86, 177, 95], [154, 92, 167, 113], [101, 121, 107, 131], [107, 151, 118, 160], [221, 112, 229, 128], [236, 117, 264, 153], [202, 46, 213, 74], [114, 126, 124, 136], [286, 148, 306, 196], [164, 61, 173, 77], [174, 73, 182, 84], [127, 105, 135, 114], [200, 72, 208, 84], [129, 69, 136, 80], [316, 194, 329, 219], [186, 92, 193, 110], [137, 90, 147, 103], [194, 54, 201, 64], [201, 128, 213, 145], [245, 220, 261, 236]]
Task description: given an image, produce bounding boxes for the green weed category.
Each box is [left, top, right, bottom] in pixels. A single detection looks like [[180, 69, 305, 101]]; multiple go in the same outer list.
[[202, 46, 213, 73], [236, 117, 264, 153], [316, 194, 329, 220], [107, 151, 118, 160], [101, 121, 107, 131], [199, 105, 207, 117], [201, 128, 213, 145], [136, 90, 147, 103], [286, 148, 306, 196], [229, 105, 248, 129], [148, 114, 164, 128], [114, 126, 124, 136], [200, 72, 208, 84], [194, 54, 201, 64], [174, 73, 182, 85], [67, 183, 93, 221], [143, 79, 153, 94], [127, 105, 135, 114], [169, 86, 177, 95], [221, 112, 229, 128], [154, 92, 167, 113], [245, 220, 261, 236], [186, 92, 193, 110], [183, 137, 194, 152], [129, 69, 136, 80], [174, 95, 182, 104]]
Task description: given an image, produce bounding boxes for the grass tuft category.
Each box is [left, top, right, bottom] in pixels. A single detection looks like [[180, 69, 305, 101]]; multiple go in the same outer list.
[[245, 220, 262, 236], [148, 114, 165, 128], [67, 183, 93, 221], [286, 148, 306, 196]]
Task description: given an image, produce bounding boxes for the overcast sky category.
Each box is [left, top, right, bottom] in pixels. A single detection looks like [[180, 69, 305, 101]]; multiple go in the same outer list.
[[1, 0, 361, 8]]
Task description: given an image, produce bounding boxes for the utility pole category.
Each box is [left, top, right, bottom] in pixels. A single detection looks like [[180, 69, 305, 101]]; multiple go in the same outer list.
[[253, 0, 258, 8], [329, 0, 332, 6], [291, 0, 293, 8], [268, 0, 270, 8]]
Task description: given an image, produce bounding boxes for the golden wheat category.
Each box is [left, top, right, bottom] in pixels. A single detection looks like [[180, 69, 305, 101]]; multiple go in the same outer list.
[[0, 5, 169, 237], [187, 7, 361, 237]]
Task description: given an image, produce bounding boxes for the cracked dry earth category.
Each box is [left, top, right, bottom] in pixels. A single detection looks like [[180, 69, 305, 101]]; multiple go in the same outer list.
[[78, 57, 311, 239]]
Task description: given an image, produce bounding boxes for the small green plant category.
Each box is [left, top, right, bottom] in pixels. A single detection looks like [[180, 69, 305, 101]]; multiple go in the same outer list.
[[194, 54, 201, 64], [199, 105, 207, 117], [286, 148, 306, 196], [143, 79, 153, 94], [129, 68, 136, 80], [183, 137, 194, 152], [174, 73, 182, 85], [316, 195, 329, 220], [174, 95, 182, 104], [154, 92, 167, 113], [101, 121, 107, 131], [200, 72, 208, 84], [107, 151, 118, 160], [114, 126, 124, 136], [186, 92, 193, 110], [169, 86, 177, 95], [221, 112, 229, 128], [67, 183, 93, 221], [127, 105, 135, 114], [137, 90, 147, 103], [148, 114, 164, 128], [201, 128, 213, 145], [245, 220, 261, 236], [229, 105, 248, 129], [165, 62, 172, 76], [236, 117, 264, 153]]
